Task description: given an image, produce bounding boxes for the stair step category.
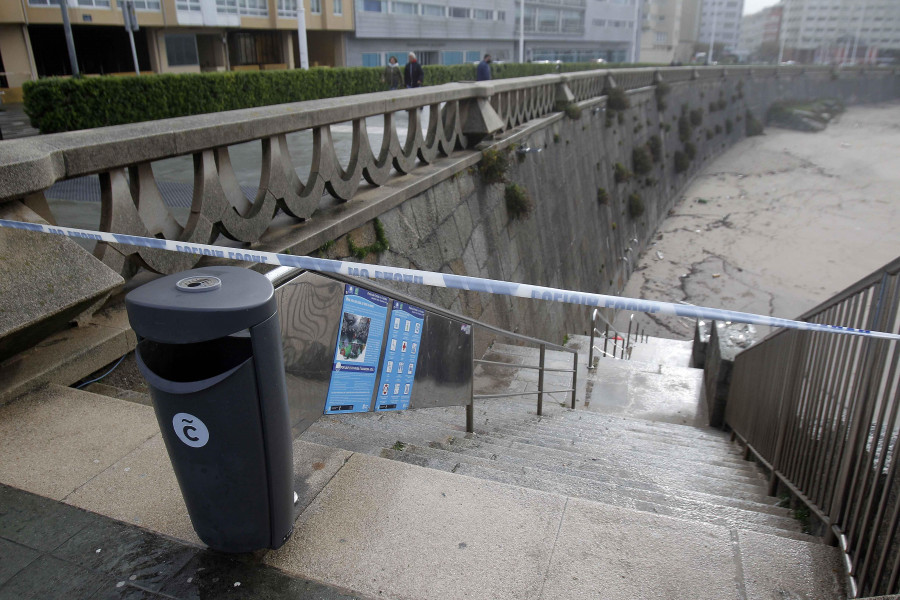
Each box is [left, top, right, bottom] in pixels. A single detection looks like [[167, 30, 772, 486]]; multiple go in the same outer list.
[[380, 445, 817, 543]]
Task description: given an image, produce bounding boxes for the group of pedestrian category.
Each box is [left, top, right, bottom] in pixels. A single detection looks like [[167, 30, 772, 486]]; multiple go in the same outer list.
[[382, 53, 492, 90]]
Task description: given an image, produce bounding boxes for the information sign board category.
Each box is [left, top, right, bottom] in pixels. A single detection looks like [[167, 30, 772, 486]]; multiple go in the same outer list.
[[375, 301, 425, 411], [324, 285, 389, 414]]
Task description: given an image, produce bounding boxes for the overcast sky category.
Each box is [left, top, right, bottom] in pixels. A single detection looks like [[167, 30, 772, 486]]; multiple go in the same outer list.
[[743, 0, 781, 15]]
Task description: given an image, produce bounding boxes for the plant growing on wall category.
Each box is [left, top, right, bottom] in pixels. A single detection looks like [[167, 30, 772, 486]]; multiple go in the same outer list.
[[647, 135, 662, 162], [606, 87, 631, 112], [689, 108, 704, 127], [678, 114, 693, 143], [628, 193, 645, 219], [745, 110, 764, 136], [654, 81, 671, 112], [632, 147, 653, 176], [614, 162, 633, 184], [684, 141, 697, 160], [597, 187, 609, 204], [347, 219, 390, 259], [565, 103, 583, 119], [674, 151, 689, 173], [725, 119, 734, 134], [505, 184, 533, 219], [479, 148, 510, 184]]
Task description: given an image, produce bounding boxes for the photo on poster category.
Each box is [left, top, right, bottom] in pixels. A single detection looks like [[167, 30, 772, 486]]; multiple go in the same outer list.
[[387, 360, 393, 373], [336, 312, 371, 363], [401, 341, 408, 352], [390, 339, 397, 351]]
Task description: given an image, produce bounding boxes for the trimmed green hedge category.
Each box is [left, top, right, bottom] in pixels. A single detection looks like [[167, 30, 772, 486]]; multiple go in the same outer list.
[[24, 62, 659, 134]]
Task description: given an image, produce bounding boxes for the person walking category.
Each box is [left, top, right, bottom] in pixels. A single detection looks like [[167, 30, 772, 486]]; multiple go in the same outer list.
[[476, 54, 492, 81], [404, 52, 424, 88], [383, 56, 403, 90]]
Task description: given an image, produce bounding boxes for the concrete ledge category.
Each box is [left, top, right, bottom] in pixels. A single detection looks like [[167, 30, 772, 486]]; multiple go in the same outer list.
[[0, 307, 135, 406]]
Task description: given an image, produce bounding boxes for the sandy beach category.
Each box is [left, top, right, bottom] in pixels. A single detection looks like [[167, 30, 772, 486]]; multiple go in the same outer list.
[[615, 101, 900, 341]]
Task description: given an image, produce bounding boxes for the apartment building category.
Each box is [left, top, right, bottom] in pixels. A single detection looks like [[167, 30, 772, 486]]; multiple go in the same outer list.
[[737, 2, 781, 61], [345, 0, 639, 67], [695, 0, 744, 56], [0, 0, 353, 101], [779, 0, 900, 64], [639, 0, 701, 64]]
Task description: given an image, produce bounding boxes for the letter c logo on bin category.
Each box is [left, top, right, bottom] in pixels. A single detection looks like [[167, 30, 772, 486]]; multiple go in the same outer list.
[[173, 413, 209, 448]]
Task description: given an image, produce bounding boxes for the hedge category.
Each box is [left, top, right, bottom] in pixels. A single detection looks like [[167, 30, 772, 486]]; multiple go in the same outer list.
[[24, 62, 660, 134]]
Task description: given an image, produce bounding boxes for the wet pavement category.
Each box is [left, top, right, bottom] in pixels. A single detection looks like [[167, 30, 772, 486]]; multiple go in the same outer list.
[[0, 483, 369, 600], [0, 104, 39, 140]]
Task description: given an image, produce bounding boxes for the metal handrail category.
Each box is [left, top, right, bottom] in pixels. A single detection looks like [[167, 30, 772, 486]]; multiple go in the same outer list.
[[725, 256, 900, 597], [268, 266, 579, 433], [588, 308, 645, 366]]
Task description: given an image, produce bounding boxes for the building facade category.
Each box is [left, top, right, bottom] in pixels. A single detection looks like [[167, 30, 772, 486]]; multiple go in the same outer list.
[[639, 0, 701, 65], [344, 0, 639, 67], [737, 3, 782, 62], [779, 0, 900, 64], [695, 0, 744, 58], [0, 0, 353, 101]]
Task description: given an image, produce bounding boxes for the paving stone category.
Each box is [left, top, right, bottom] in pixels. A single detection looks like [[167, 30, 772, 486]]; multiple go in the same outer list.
[[0, 385, 158, 501], [0, 484, 102, 553], [53, 518, 198, 593], [0, 538, 40, 586], [0, 553, 111, 600]]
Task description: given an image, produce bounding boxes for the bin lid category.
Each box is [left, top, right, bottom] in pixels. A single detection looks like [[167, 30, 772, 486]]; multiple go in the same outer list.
[[125, 266, 276, 343]]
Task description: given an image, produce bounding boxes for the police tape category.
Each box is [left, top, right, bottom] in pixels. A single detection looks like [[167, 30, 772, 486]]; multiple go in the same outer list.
[[2, 218, 898, 342]]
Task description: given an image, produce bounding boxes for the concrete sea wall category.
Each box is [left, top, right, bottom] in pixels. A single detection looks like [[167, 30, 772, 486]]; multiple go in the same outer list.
[[322, 71, 900, 344]]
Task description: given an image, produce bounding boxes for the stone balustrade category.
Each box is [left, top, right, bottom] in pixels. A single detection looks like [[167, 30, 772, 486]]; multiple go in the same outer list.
[[0, 65, 893, 279]]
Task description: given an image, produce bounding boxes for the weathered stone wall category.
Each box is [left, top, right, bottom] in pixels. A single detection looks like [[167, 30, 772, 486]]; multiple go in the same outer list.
[[318, 70, 900, 345]]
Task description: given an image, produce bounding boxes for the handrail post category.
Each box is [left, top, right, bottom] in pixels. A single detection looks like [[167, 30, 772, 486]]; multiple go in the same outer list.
[[571, 352, 578, 409], [627, 315, 633, 350], [767, 330, 802, 496], [603, 324, 609, 357], [537, 344, 546, 416], [466, 329, 475, 433], [588, 312, 596, 369]]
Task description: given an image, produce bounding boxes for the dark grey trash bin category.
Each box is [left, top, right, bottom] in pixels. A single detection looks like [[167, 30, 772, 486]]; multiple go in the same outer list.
[[125, 266, 293, 553]]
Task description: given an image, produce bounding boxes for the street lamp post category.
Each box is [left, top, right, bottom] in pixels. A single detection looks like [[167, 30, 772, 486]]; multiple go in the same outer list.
[[707, 0, 718, 64], [519, 0, 525, 63], [57, 0, 79, 77]]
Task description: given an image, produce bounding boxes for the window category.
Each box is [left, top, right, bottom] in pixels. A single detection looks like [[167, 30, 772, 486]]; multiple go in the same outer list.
[[592, 18, 606, 26], [217, 0, 238, 13], [362, 0, 385, 12], [466, 50, 481, 62], [133, 0, 161, 9], [497, 10, 505, 20], [449, 7, 469, 18], [443, 51, 464, 64], [166, 34, 199, 67], [240, 0, 268, 15], [310, 0, 322, 13], [334, 0, 342, 15], [278, 0, 298, 16], [655, 31, 668, 43], [538, 7, 558, 32], [175, 0, 201, 10], [76, 0, 111, 7], [561, 9, 582, 32], [362, 53, 381, 66], [421, 3, 444, 15], [473, 8, 493, 19], [27, 0, 54, 5], [392, 1, 416, 14]]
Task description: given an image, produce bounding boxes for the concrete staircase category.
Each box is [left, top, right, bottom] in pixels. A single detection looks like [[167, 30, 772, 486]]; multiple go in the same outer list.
[[295, 333, 846, 598], [0, 332, 848, 599]]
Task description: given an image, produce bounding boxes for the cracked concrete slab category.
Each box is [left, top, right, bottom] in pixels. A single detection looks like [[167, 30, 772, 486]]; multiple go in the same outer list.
[[617, 102, 900, 342]]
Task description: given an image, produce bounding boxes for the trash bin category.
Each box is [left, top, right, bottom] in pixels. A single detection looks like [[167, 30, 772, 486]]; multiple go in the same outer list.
[[125, 266, 294, 553]]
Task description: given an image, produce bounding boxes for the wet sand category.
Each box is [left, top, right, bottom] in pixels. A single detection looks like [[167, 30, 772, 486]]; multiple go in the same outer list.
[[617, 101, 900, 341]]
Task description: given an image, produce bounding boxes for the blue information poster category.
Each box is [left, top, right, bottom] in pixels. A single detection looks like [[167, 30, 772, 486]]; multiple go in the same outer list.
[[324, 285, 390, 414], [375, 300, 425, 411]]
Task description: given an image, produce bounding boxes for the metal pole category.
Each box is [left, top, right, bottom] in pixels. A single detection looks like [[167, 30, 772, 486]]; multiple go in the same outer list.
[[127, 30, 139, 76], [630, 0, 640, 63], [588, 324, 595, 368], [851, 0, 867, 66], [626, 315, 633, 358], [519, 0, 525, 63], [570, 352, 577, 409], [537, 344, 545, 416], [603, 324, 609, 357], [297, 0, 309, 69], [707, 0, 718, 65], [778, 2, 787, 64], [467, 330, 475, 433], [57, 0, 79, 77]]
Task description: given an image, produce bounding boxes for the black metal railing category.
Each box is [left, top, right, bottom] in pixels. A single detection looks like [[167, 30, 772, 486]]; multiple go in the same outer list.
[[726, 257, 900, 598]]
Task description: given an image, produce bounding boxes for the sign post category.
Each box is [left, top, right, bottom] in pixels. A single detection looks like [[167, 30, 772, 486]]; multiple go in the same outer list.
[[121, 0, 140, 76]]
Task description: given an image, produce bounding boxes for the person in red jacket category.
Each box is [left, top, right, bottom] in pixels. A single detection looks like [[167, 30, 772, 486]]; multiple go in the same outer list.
[[404, 52, 424, 88]]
